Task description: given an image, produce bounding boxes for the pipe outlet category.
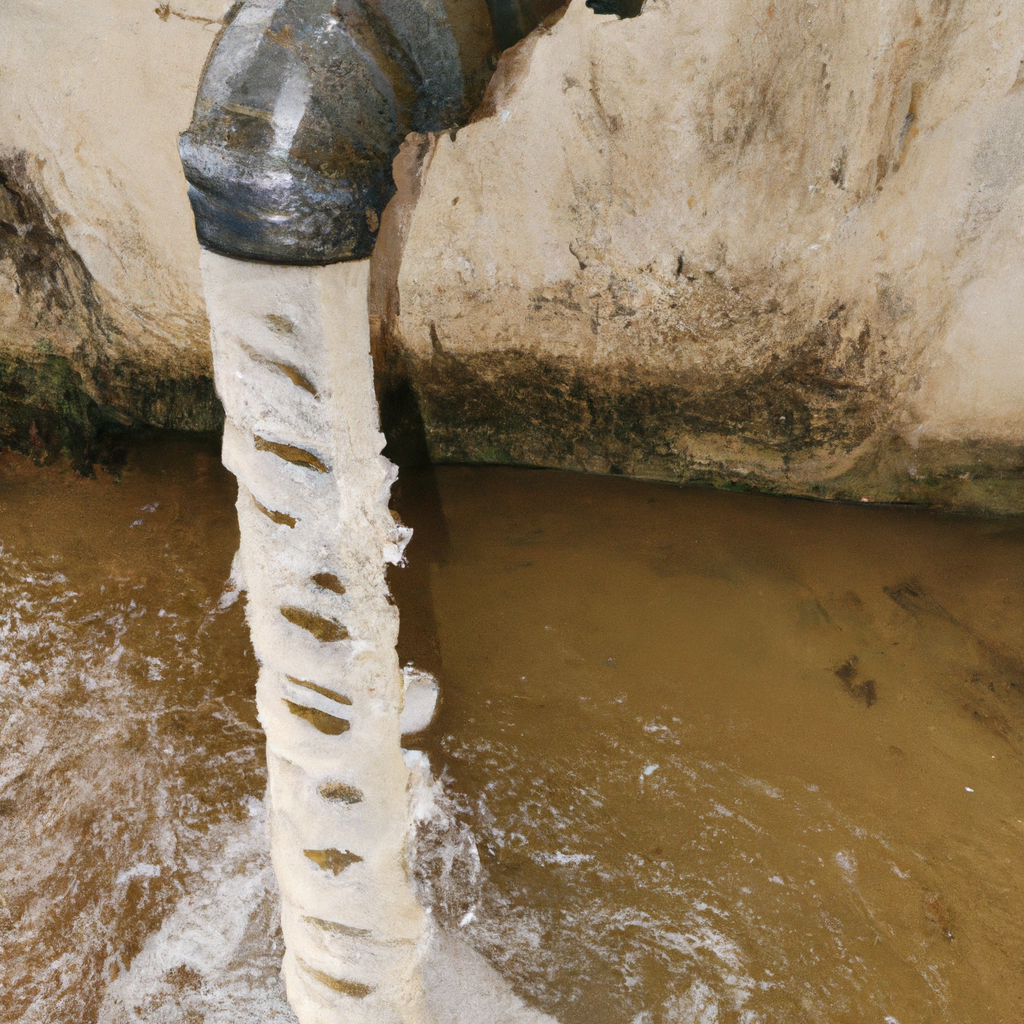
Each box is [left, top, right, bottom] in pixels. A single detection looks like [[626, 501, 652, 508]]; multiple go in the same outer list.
[[180, 0, 465, 265]]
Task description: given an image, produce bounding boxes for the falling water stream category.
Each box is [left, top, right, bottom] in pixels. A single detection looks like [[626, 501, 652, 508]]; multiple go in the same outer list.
[[1, 436, 1022, 1024]]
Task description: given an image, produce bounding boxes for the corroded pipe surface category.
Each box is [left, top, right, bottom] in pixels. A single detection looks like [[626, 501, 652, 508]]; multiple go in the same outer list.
[[180, 0, 465, 264], [485, 0, 566, 50]]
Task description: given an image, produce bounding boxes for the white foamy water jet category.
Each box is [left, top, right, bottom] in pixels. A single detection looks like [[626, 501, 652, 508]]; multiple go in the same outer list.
[[94, 754, 555, 1024], [198, 251, 558, 1024]]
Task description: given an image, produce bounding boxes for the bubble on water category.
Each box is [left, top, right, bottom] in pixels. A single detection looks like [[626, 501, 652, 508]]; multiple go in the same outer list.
[[835, 851, 857, 881], [115, 863, 164, 886], [662, 980, 720, 1023], [531, 851, 593, 867]]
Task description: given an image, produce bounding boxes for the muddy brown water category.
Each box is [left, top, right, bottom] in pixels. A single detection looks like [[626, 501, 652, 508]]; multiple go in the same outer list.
[[0, 435, 1021, 1024]]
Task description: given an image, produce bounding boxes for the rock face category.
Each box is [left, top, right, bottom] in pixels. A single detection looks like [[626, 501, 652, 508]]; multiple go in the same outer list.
[[2, 0, 1022, 509], [379, 0, 1024, 510]]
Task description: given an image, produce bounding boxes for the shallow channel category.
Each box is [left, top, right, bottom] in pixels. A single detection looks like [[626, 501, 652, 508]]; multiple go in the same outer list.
[[1, 435, 1022, 1024]]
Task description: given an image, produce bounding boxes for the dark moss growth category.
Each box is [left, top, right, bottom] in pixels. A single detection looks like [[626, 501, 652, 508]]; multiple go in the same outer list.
[[375, 341, 1023, 515], [0, 352, 130, 473], [830, 435, 1024, 515], [397, 337, 882, 471], [86, 363, 222, 436], [0, 350, 222, 474]]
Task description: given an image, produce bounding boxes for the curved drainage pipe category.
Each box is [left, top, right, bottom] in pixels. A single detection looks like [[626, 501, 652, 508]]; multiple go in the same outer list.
[[179, 0, 641, 262], [180, 0, 466, 264], [178, 3, 562, 1023]]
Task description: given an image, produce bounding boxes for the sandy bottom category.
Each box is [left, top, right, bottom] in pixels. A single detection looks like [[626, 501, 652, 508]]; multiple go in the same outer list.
[[1, 437, 1022, 1024]]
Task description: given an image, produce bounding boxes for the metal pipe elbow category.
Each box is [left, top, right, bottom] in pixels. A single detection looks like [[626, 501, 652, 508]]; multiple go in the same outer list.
[[179, 0, 465, 265]]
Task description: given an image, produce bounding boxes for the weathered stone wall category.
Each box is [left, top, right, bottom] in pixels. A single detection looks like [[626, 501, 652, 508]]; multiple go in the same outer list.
[[2, 0, 1022, 509], [383, 0, 1024, 511]]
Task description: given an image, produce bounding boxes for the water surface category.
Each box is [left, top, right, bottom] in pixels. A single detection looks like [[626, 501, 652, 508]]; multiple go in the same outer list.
[[395, 466, 1024, 1024], [1, 440, 1021, 1023]]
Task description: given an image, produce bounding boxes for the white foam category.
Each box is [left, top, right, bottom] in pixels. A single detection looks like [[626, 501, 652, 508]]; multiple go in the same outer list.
[[115, 862, 163, 886], [98, 808, 296, 1024]]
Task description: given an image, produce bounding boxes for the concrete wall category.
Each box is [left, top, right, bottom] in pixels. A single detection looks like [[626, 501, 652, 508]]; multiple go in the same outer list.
[[2, 0, 1022, 509], [0, 0, 227, 461], [381, 0, 1024, 511]]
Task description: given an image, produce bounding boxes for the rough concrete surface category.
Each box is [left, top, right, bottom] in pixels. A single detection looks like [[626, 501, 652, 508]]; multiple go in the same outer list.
[[381, 0, 1024, 510], [2, 0, 1023, 509], [0, 0, 229, 460]]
